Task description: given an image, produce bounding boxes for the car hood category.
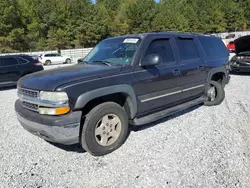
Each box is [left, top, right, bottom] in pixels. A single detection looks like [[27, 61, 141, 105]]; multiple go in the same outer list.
[[18, 64, 121, 91], [234, 35, 250, 55]]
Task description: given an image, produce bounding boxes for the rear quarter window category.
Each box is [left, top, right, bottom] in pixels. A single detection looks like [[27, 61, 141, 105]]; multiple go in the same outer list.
[[198, 36, 229, 58], [16, 57, 29, 64]]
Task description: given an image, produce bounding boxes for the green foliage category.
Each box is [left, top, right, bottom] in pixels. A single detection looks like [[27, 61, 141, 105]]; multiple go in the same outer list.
[[0, 0, 249, 52]]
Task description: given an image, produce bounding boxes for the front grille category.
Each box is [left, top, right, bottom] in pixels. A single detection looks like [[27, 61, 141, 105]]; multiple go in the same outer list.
[[21, 101, 39, 111], [18, 87, 39, 98], [18, 87, 39, 111]]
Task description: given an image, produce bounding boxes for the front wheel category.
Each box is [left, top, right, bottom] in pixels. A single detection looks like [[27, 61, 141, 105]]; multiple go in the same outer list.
[[204, 81, 225, 106], [81, 102, 129, 156]]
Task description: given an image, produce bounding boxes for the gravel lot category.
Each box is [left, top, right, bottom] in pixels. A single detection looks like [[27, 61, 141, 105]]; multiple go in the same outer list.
[[0, 65, 250, 188]]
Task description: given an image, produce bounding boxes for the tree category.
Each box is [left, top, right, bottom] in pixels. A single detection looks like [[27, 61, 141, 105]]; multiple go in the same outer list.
[[125, 0, 156, 33], [153, 0, 189, 32]]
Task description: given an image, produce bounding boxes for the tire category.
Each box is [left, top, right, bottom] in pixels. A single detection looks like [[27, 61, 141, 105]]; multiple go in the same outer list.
[[204, 80, 225, 106], [81, 102, 129, 156], [45, 60, 51, 66], [65, 58, 71, 64]]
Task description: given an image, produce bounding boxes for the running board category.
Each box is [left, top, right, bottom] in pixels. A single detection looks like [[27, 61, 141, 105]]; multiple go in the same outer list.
[[130, 96, 206, 126]]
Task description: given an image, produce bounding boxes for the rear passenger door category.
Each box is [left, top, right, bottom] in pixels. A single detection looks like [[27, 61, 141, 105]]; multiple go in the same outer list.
[[174, 36, 206, 101], [0, 57, 19, 84]]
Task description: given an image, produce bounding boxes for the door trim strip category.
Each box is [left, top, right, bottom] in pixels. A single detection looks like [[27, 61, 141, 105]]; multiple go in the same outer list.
[[141, 84, 204, 103]]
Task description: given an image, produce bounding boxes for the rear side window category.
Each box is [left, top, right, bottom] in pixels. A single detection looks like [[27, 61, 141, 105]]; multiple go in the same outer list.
[[44, 54, 54, 57], [16, 57, 29, 64], [176, 37, 199, 61], [145, 39, 175, 63], [198, 36, 229, 58], [0, 57, 18, 66]]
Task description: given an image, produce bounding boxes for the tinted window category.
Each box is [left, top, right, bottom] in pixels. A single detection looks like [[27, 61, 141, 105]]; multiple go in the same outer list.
[[16, 57, 29, 64], [44, 54, 54, 57], [0, 57, 18, 66], [176, 38, 199, 61], [145, 39, 175, 63], [198, 36, 229, 58]]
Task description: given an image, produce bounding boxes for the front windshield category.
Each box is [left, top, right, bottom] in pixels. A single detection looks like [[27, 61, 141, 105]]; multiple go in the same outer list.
[[84, 37, 141, 65]]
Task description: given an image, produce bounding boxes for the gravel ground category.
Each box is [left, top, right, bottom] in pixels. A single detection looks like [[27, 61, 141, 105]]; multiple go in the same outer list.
[[0, 69, 250, 188]]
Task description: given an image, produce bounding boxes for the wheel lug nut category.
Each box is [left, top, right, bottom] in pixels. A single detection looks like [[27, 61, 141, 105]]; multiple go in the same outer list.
[[107, 132, 109, 136], [110, 129, 112, 132], [103, 131, 106, 134], [106, 123, 109, 126], [103, 127, 105, 130]]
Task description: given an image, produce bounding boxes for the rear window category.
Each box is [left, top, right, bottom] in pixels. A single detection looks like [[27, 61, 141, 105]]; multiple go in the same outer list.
[[198, 36, 229, 58]]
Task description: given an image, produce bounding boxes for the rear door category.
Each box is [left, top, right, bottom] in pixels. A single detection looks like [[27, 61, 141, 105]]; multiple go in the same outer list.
[[0, 57, 20, 84], [45, 54, 55, 64], [173, 36, 206, 101]]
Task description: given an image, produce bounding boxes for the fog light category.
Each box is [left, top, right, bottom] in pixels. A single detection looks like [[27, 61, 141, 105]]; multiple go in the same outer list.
[[39, 107, 70, 115]]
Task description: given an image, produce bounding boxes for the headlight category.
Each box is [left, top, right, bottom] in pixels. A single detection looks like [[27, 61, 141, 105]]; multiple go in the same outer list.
[[38, 91, 70, 115], [40, 91, 68, 102]]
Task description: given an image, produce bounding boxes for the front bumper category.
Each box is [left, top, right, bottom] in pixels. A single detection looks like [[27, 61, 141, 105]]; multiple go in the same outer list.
[[231, 65, 250, 72], [15, 100, 82, 145]]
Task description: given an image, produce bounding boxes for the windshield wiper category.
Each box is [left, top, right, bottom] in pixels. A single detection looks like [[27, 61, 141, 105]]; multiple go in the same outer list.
[[92, 60, 112, 66]]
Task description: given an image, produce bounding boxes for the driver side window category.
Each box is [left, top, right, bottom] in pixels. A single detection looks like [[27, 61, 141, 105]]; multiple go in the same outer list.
[[145, 39, 175, 64]]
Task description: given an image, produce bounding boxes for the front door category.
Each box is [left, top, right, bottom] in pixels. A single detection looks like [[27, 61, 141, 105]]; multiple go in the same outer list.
[[134, 38, 181, 116]]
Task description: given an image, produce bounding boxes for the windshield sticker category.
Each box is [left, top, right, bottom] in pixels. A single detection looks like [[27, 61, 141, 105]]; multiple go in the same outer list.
[[123, 38, 139, 44]]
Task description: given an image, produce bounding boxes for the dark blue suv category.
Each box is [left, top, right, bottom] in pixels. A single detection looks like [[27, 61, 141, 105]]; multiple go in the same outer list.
[[15, 32, 230, 156]]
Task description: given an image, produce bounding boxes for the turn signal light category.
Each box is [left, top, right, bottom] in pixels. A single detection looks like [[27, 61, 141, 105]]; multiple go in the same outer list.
[[38, 107, 70, 115]]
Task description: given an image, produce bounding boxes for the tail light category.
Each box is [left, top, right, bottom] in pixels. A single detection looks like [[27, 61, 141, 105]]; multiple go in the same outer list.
[[34, 60, 42, 66]]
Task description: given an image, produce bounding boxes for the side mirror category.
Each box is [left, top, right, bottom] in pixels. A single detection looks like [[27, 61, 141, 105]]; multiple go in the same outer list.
[[141, 54, 161, 67]]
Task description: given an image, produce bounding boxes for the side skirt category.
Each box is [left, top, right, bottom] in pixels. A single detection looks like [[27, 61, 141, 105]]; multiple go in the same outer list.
[[130, 96, 206, 126]]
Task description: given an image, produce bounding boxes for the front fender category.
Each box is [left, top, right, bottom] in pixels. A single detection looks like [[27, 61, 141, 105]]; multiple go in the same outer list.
[[74, 84, 137, 119]]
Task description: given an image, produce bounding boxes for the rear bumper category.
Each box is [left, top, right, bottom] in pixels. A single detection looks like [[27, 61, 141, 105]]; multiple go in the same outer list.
[[15, 100, 82, 145]]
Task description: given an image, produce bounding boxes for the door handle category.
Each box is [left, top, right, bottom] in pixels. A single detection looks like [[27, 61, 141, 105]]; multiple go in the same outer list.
[[172, 69, 180, 75], [198, 66, 204, 70]]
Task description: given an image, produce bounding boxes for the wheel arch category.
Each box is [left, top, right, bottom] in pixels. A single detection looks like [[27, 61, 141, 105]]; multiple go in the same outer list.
[[206, 67, 227, 90], [74, 85, 137, 119]]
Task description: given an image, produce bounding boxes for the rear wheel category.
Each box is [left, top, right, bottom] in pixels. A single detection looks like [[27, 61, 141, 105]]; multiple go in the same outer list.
[[65, 58, 71, 64], [204, 81, 225, 106], [81, 102, 129, 156], [45, 60, 51, 66]]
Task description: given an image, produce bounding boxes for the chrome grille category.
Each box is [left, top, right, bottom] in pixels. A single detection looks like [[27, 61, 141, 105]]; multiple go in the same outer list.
[[18, 87, 39, 98], [21, 101, 39, 111], [18, 87, 39, 111]]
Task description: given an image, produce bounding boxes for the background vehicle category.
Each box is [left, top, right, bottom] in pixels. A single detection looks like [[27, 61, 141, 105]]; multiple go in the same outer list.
[[225, 33, 236, 39], [39, 53, 72, 65], [0, 55, 43, 87], [229, 35, 250, 72], [226, 41, 235, 52], [77, 57, 86, 64], [15, 32, 229, 156]]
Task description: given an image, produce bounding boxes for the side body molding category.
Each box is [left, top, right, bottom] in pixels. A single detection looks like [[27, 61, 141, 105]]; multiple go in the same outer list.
[[74, 85, 137, 119]]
